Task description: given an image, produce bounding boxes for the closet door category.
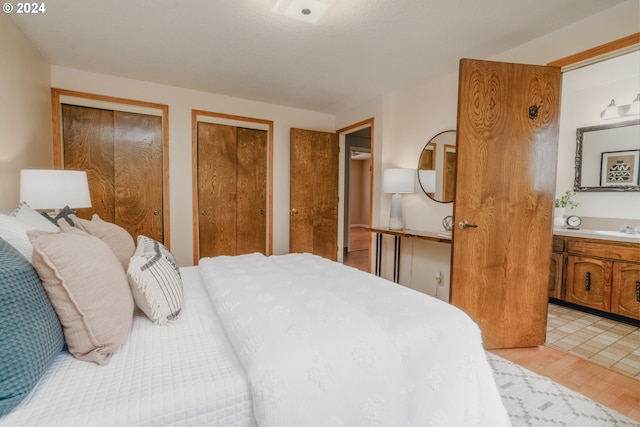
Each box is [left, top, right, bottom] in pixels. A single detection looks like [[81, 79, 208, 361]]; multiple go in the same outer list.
[[236, 127, 267, 254], [63, 105, 115, 222], [197, 122, 267, 258], [61, 104, 164, 242], [114, 111, 163, 241], [450, 59, 561, 349]]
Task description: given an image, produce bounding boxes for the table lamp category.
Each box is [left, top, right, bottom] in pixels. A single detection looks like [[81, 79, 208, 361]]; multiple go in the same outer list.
[[383, 168, 414, 230]]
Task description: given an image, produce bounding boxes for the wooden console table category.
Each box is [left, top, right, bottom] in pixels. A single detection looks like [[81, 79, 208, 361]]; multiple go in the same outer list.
[[368, 227, 452, 283]]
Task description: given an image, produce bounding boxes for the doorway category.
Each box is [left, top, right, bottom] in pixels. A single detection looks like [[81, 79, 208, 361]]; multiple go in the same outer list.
[[340, 123, 372, 272]]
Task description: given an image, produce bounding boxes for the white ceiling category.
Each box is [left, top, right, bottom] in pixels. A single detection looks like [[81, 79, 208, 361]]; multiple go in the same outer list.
[[10, 0, 626, 114]]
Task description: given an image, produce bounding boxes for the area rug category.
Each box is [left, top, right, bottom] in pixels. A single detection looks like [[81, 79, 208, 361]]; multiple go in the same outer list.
[[486, 352, 640, 426]]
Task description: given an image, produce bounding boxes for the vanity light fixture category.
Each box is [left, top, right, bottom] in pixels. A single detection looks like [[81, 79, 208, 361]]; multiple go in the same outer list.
[[271, 0, 333, 24], [383, 168, 414, 230], [600, 94, 640, 119]]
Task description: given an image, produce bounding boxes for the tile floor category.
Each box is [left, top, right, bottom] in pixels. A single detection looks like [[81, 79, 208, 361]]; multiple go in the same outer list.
[[546, 303, 640, 380]]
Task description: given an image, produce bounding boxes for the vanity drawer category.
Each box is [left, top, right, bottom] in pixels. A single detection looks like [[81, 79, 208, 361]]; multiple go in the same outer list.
[[567, 238, 640, 263]]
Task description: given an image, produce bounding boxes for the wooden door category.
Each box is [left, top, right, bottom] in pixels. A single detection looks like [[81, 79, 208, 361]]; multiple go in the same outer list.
[[611, 262, 640, 320], [197, 122, 267, 258], [236, 127, 267, 254], [290, 128, 339, 261], [565, 256, 612, 311], [62, 105, 115, 222], [62, 105, 164, 242], [549, 252, 564, 299], [450, 59, 561, 349], [114, 111, 163, 241], [198, 122, 237, 257]]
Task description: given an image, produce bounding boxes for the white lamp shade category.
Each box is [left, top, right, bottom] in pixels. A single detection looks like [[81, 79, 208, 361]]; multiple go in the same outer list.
[[383, 168, 415, 194], [418, 170, 436, 193], [20, 169, 92, 209]]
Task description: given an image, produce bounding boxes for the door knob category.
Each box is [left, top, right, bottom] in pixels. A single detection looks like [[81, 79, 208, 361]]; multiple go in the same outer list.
[[458, 220, 478, 230], [201, 210, 207, 216], [260, 209, 264, 215], [290, 208, 299, 215], [153, 209, 160, 216]]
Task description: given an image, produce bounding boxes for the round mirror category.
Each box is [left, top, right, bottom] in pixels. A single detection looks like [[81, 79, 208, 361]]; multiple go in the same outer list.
[[418, 130, 457, 203]]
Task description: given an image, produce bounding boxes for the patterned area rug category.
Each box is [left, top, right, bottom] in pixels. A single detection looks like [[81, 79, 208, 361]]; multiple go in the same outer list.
[[487, 353, 640, 426]]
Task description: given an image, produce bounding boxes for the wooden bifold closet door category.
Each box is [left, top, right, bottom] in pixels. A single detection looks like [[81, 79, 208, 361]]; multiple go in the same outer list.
[[197, 122, 267, 258], [62, 104, 164, 243]]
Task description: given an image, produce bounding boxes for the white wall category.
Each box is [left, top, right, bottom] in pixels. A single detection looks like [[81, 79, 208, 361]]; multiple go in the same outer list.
[[556, 51, 640, 220], [336, 0, 640, 301], [51, 66, 335, 265], [0, 14, 53, 212]]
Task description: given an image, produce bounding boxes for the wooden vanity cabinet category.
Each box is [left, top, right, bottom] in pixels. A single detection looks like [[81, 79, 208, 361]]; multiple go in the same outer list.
[[612, 263, 640, 320], [551, 235, 640, 321], [565, 256, 611, 312], [549, 236, 564, 299]]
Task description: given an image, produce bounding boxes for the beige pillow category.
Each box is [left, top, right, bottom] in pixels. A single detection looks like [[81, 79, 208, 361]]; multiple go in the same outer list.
[[68, 214, 135, 270], [28, 227, 134, 365]]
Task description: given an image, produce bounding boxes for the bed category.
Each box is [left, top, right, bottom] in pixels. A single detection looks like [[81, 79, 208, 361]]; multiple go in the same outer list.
[[0, 206, 510, 426]]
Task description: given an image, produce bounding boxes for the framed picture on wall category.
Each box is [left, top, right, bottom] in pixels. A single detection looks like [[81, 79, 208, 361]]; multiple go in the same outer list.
[[600, 149, 640, 186]]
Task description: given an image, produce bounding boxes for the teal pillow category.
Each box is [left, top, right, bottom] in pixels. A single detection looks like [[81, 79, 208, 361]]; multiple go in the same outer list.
[[0, 237, 64, 417]]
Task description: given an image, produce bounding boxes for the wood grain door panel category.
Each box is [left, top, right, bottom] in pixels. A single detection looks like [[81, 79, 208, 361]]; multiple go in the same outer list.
[[611, 262, 640, 320], [565, 256, 612, 311], [450, 59, 561, 349], [62, 104, 115, 222], [197, 122, 238, 258], [290, 128, 339, 261], [114, 111, 163, 242], [236, 128, 267, 254]]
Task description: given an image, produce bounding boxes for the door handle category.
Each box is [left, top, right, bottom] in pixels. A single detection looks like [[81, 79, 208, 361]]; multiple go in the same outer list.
[[458, 220, 478, 230], [290, 208, 299, 215], [201, 210, 207, 216], [585, 272, 591, 291], [153, 209, 160, 216], [635, 280, 639, 302]]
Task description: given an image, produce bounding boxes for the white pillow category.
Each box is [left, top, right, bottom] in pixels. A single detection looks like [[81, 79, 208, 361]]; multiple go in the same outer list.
[[127, 236, 183, 325], [10, 203, 59, 232], [0, 213, 36, 261]]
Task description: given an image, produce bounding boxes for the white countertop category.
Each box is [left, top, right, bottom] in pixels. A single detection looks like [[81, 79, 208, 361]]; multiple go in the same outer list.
[[554, 228, 640, 244]]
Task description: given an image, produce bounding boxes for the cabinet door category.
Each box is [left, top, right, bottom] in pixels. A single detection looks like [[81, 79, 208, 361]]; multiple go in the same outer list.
[[565, 256, 612, 311], [611, 262, 640, 320], [549, 252, 564, 299]]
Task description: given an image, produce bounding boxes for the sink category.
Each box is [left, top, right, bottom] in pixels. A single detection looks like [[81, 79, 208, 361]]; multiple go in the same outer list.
[[592, 230, 640, 239]]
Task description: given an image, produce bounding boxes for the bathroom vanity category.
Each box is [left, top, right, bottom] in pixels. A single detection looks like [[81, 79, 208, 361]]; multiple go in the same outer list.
[[550, 229, 640, 322]]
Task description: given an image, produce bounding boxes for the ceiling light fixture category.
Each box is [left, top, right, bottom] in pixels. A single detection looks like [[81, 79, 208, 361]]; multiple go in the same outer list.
[[600, 94, 640, 120], [271, 0, 332, 24]]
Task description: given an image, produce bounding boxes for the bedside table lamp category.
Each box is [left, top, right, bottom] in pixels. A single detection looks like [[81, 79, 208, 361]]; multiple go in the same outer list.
[[383, 168, 414, 230], [20, 169, 92, 213]]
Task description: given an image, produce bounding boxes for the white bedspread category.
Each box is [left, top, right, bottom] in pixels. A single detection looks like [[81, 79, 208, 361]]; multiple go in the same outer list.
[[199, 253, 511, 427], [0, 267, 256, 427]]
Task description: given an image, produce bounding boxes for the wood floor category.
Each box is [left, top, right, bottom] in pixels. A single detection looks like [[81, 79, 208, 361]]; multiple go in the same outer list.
[[343, 226, 640, 422]]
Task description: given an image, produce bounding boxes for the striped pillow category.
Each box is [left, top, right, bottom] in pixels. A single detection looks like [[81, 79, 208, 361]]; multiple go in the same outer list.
[[127, 235, 183, 325]]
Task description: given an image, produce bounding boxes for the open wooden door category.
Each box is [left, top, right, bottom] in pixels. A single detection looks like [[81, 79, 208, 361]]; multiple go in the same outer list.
[[450, 58, 561, 349], [290, 128, 339, 261]]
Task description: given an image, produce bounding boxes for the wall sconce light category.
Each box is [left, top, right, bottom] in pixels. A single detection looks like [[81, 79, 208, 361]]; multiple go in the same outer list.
[[383, 168, 414, 230], [600, 94, 640, 120], [20, 169, 92, 213]]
